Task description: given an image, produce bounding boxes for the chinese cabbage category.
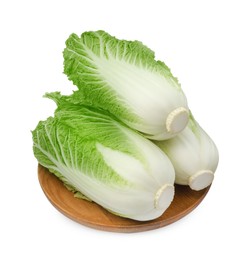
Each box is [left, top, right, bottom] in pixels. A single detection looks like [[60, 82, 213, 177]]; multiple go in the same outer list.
[[63, 30, 189, 140], [32, 93, 175, 221]]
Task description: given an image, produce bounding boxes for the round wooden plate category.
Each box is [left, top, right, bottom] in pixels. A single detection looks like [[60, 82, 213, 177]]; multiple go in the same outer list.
[[38, 164, 211, 233]]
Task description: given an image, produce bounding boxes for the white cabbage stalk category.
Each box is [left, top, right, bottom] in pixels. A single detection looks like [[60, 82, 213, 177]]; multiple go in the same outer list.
[[154, 114, 219, 191], [32, 93, 175, 221], [63, 30, 189, 140]]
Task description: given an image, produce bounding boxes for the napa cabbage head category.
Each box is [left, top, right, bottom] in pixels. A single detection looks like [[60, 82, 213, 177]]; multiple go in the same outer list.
[[32, 92, 175, 221], [63, 30, 189, 140], [154, 113, 219, 191]]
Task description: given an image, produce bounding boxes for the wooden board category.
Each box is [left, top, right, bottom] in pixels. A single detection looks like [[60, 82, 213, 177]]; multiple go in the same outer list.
[[38, 164, 211, 233]]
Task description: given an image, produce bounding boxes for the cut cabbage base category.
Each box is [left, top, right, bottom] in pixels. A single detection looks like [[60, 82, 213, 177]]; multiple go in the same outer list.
[[166, 107, 189, 134], [154, 183, 174, 210], [188, 170, 214, 191]]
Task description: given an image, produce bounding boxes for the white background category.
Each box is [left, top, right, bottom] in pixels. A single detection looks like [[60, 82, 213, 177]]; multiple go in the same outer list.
[[1, 0, 248, 259]]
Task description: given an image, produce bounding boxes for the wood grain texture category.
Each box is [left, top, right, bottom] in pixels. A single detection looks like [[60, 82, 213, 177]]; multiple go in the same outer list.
[[38, 164, 211, 233]]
